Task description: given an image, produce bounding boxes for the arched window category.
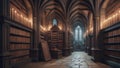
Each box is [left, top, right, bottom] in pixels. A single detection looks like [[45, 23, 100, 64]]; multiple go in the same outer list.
[[53, 18, 57, 26], [75, 25, 82, 41]]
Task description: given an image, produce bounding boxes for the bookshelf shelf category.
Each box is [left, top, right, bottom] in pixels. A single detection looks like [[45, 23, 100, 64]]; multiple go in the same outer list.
[[106, 49, 120, 52], [10, 42, 31, 44], [9, 49, 30, 51], [105, 35, 120, 39], [102, 22, 120, 64], [104, 43, 120, 45], [11, 55, 30, 59], [10, 34, 30, 38], [107, 55, 120, 60]]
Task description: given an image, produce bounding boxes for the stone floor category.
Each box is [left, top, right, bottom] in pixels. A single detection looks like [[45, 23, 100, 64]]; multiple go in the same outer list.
[[19, 52, 110, 68]]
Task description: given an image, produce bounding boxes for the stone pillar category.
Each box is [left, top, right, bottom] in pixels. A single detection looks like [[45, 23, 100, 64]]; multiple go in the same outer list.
[[64, 20, 68, 49], [100, 8, 106, 62], [31, 3, 40, 61], [67, 25, 72, 55], [91, 0, 102, 62], [92, 8, 106, 62], [63, 21, 71, 56], [0, 0, 11, 68], [0, 0, 10, 17], [91, 15, 102, 61]]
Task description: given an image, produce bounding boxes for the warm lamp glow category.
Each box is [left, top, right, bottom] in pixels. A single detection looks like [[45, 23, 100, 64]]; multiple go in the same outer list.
[[10, 7, 33, 28], [14, 10, 17, 13], [40, 25, 47, 32], [84, 30, 88, 37], [21, 14, 23, 17], [90, 27, 93, 32], [48, 26, 52, 31], [113, 15, 115, 18], [115, 13, 118, 16], [58, 26, 62, 30]]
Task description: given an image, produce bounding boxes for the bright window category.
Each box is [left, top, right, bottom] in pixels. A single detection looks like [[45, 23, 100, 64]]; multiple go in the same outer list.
[[53, 18, 57, 26], [75, 25, 82, 41]]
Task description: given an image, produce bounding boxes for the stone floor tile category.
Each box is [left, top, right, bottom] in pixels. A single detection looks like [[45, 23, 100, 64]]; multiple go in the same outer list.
[[18, 52, 110, 68]]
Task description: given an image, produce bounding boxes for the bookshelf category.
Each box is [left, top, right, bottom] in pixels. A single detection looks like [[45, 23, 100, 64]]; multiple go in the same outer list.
[[0, 15, 33, 68], [8, 25, 31, 66], [102, 22, 120, 65], [7, 4, 33, 66], [47, 26, 64, 59], [1, 15, 33, 67]]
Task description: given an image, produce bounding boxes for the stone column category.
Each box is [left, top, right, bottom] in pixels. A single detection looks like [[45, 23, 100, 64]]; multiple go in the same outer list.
[[91, 0, 102, 61], [92, 8, 106, 62], [63, 20, 72, 56], [0, 0, 11, 68], [64, 23, 69, 55], [0, 0, 10, 17], [67, 25, 72, 55], [91, 14, 102, 61], [31, 3, 40, 61]]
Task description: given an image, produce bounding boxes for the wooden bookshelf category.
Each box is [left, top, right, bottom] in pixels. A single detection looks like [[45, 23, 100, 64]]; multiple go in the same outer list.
[[8, 25, 31, 66], [0, 15, 33, 68], [47, 26, 64, 59], [102, 22, 120, 65]]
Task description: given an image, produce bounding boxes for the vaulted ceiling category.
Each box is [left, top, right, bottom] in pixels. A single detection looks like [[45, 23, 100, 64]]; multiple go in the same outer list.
[[10, 0, 111, 30], [28, 0, 107, 24]]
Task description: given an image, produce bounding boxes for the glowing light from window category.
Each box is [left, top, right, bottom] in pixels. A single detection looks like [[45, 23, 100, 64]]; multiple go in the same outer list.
[[53, 18, 57, 26], [75, 26, 82, 41]]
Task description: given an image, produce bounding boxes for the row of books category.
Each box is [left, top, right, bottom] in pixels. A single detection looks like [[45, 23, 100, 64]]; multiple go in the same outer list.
[[10, 5, 32, 28], [10, 56, 29, 64], [10, 27, 30, 37], [11, 50, 29, 57], [105, 29, 120, 37], [52, 33, 58, 34], [105, 51, 120, 57], [103, 20, 120, 64], [10, 36, 30, 43], [102, 9, 120, 29], [47, 34, 63, 39], [51, 36, 58, 37], [47, 29, 64, 51], [104, 37, 120, 43], [105, 45, 120, 50], [107, 56, 120, 63], [50, 41, 63, 43], [51, 39, 59, 41], [9, 44, 30, 50]]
